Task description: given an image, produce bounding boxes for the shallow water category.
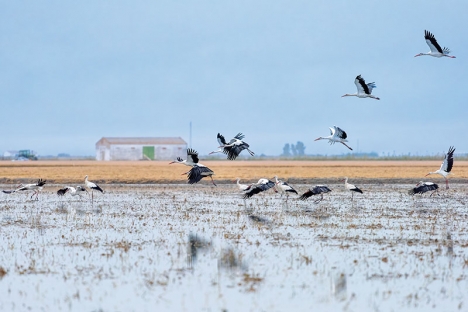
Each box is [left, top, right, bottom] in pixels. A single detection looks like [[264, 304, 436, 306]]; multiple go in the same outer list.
[[0, 183, 467, 311]]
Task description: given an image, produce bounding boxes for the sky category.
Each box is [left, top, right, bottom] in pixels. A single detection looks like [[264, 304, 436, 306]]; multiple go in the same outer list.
[[1, 1, 467, 157]]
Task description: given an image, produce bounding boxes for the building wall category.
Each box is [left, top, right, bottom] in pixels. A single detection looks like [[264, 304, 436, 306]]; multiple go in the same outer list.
[[96, 144, 186, 161]]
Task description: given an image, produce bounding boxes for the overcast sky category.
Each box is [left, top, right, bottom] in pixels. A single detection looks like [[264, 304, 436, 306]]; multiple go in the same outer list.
[[1, 1, 466, 156]]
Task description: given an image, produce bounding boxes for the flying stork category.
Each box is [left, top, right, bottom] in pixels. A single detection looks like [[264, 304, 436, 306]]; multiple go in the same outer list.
[[408, 181, 439, 196], [2, 179, 47, 200], [216, 133, 255, 160], [315, 126, 353, 150], [299, 185, 332, 203], [425, 146, 455, 189], [57, 186, 88, 199], [274, 176, 298, 200], [415, 30, 456, 58], [342, 75, 380, 100], [243, 178, 276, 199], [340, 177, 363, 201], [169, 148, 216, 186], [84, 175, 104, 203]]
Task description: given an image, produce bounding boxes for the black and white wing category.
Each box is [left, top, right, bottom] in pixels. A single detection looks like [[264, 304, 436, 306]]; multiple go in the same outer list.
[[217, 133, 227, 146], [2, 190, 15, 194], [243, 180, 275, 198], [187, 165, 214, 184], [186, 148, 200, 164], [409, 182, 438, 195], [333, 126, 347, 140], [440, 146, 455, 173], [227, 142, 249, 160], [355, 75, 370, 95], [424, 30, 444, 54], [281, 182, 298, 194], [299, 185, 331, 200], [57, 187, 70, 196], [36, 179, 47, 187], [233, 133, 245, 141]]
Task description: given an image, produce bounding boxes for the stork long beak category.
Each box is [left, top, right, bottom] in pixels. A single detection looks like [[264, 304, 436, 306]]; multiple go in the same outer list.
[[169, 161, 175, 165], [425, 173, 430, 177], [314, 137, 321, 141]]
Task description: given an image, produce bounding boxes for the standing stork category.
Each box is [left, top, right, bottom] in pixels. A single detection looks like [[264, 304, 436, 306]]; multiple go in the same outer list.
[[84, 175, 104, 203], [315, 126, 353, 150], [235, 178, 253, 207], [340, 177, 363, 201], [169, 148, 216, 186], [216, 132, 255, 160], [415, 30, 456, 58], [4, 179, 47, 200], [299, 185, 332, 203], [409, 181, 439, 196], [57, 186, 88, 199], [243, 178, 276, 199], [274, 176, 298, 201], [425, 146, 455, 189], [342, 75, 380, 100]]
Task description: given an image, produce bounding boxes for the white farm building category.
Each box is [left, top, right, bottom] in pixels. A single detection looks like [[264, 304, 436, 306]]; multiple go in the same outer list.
[[95, 137, 187, 161]]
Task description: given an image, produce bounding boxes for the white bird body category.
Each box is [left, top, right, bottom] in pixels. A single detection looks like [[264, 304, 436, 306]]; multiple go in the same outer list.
[[57, 186, 88, 198], [426, 146, 455, 189], [236, 178, 253, 191], [243, 178, 276, 198], [340, 177, 363, 201], [315, 126, 353, 150], [4, 179, 47, 200], [415, 30, 456, 58], [274, 176, 298, 197], [217, 133, 255, 160], [170, 148, 216, 186], [342, 75, 380, 100], [84, 175, 103, 203], [409, 181, 439, 196]]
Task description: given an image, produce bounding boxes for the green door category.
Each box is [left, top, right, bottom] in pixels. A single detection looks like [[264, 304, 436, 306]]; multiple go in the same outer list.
[[143, 146, 155, 160]]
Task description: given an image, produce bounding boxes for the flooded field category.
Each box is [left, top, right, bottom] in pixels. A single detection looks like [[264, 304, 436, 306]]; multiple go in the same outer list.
[[0, 183, 467, 311]]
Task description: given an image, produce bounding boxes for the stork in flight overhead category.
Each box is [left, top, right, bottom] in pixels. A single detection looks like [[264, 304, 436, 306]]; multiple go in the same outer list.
[[415, 30, 456, 58], [408, 181, 439, 196], [342, 75, 380, 100], [170, 148, 216, 186], [84, 175, 104, 203], [2, 179, 46, 200], [315, 126, 353, 150], [425, 146, 455, 189], [216, 133, 255, 160], [299, 185, 332, 203], [243, 178, 276, 199], [340, 177, 363, 201], [57, 186, 89, 199]]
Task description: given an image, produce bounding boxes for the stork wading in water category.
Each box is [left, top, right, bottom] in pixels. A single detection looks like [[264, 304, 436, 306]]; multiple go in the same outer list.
[[169, 148, 216, 186], [243, 178, 276, 199], [235, 178, 253, 207], [84, 175, 104, 203], [315, 126, 353, 150], [425, 146, 455, 189], [57, 186, 88, 199], [409, 181, 439, 197], [2, 179, 47, 200], [274, 176, 298, 201], [216, 133, 255, 160], [342, 75, 380, 100], [415, 30, 456, 58], [299, 185, 332, 203], [340, 177, 363, 201]]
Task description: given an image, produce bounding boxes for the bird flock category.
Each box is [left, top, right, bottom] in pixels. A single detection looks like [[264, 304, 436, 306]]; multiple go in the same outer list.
[[0, 31, 458, 204]]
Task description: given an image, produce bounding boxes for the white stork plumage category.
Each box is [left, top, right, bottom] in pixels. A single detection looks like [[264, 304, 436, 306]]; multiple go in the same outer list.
[[408, 181, 439, 196], [169, 148, 216, 186], [216, 133, 255, 160], [415, 30, 456, 58], [84, 175, 103, 203], [315, 126, 353, 150], [235, 178, 253, 191], [299, 185, 332, 203], [425, 146, 455, 189], [274, 176, 298, 200], [340, 177, 363, 201], [2, 179, 47, 200], [342, 75, 380, 100], [57, 186, 88, 198], [243, 178, 276, 199]]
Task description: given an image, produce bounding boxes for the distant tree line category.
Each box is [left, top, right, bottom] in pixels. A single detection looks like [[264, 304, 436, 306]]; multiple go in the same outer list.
[[282, 141, 306, 156]]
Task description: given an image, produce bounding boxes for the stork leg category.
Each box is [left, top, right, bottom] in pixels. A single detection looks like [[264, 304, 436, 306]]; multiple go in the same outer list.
[[445, 179, 449, 190], [210, 175, 217, 186], [314, 194, 324, 204]]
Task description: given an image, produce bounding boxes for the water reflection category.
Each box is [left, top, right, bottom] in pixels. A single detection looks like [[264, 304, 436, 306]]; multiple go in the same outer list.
[[187, 234, 210, 269]]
